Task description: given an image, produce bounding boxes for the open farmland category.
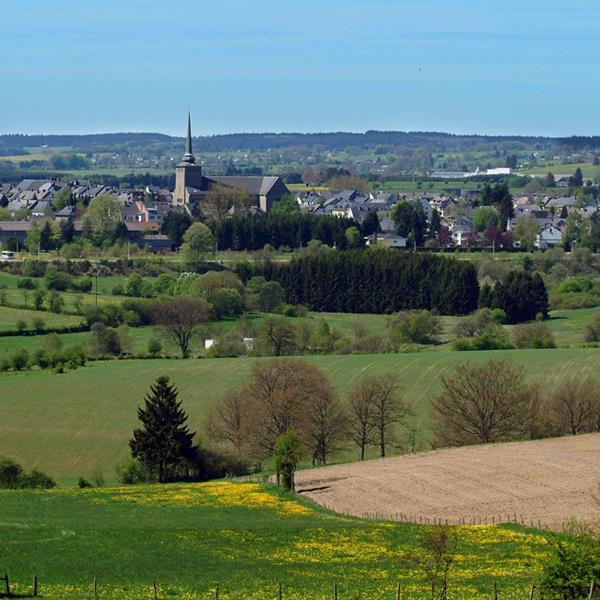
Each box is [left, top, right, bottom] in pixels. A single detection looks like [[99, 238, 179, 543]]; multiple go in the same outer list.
[[1, 348, 600, 484], [0, 481, 549, 599], [295, 434, 600, 531]]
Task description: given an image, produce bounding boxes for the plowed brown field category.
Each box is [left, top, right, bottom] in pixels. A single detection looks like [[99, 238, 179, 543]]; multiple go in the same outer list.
[[295, 434, 600, 530]]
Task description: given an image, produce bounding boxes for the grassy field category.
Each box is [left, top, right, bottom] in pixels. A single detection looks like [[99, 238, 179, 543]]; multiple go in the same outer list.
[[519, 162, 600, 178], [0, 481, 550, 599], [0, 306, 83, 332], [1, 348, 600, 484]]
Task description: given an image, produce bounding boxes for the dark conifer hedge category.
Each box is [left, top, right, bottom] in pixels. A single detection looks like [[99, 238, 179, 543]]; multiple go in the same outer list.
[[240, 250, 479, 315], [211, 213, 355, 251]]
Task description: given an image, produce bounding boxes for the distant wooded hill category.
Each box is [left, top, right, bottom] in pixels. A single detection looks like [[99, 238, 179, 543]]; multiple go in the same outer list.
[[1, 131, 599, 153]]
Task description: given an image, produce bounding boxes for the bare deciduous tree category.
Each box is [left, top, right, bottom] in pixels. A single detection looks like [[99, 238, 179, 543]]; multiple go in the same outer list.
[[347, 376, 378, 460], [347, 374, 405, 459], [208, 388, 248, 459], [432, 359, 536, 446], [245, 359, 316, 456], [370, 374, 405, 457], [153, 298, 211, 357], [548, 377, 599, 435], [257, 317, 296, 356], [304, 383, 346, 465]]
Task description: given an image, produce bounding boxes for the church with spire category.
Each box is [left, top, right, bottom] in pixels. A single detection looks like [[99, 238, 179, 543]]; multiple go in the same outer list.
[[172, 113, 289, 213]]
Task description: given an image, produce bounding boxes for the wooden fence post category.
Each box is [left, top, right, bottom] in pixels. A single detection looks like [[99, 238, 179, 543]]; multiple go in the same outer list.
[[93, 576, 98, 597], [529, 583, 535, 599], [333, 580, 338, 600], [493, 581, 498, 600], [4, 574, 10, 597], [278, 581, 283, 600], [153, 579, 158, 600], [215, 583, 220, 600], [33, 574, 38, 597], [396, 581, 401, 600], [588, 580, 594, 600]]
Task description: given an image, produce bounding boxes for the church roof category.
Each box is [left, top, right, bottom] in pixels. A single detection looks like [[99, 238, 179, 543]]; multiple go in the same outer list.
[[210, 176, 281, 196]]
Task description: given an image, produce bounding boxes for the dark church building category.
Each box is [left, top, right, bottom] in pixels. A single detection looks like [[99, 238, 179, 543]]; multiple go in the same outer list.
[[173, 114, 289, 213]]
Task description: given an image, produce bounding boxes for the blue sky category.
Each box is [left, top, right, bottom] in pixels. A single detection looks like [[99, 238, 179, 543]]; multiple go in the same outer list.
[[1, 0, 599, 136]]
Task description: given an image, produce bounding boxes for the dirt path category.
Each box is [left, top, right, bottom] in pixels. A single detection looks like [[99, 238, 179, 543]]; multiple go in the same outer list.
[[295, 434, 600, 530]]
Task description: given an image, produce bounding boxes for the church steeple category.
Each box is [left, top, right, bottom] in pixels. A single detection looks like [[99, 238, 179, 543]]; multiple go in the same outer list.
[[183, 112, 195, 164]]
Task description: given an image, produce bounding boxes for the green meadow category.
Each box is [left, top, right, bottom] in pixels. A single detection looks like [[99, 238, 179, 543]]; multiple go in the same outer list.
[[0, 481, 549, 599], [1, 348, 599, 484]]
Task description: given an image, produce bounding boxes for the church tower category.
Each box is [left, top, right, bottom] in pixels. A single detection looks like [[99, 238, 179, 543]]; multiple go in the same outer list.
[[173, 112, 203, 207]]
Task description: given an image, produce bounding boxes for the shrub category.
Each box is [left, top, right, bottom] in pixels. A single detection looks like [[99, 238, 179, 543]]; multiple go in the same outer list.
[[44, 267, 70, 291], [78, 477, 92, 488], [211, 287, 245, 319], [115, 459, 153, 484], [388, 310, 440, 346], [82, 303, 124, 327], [147, 338, 162, 356], [470, 323, 513, 350], [17, 277, 37, 290], [48, 291, 65, 313], [540, 521, 600, 600], [206, 333, 247, 358], [71, 276, 93, 293], [32, 317, 45, 330], [0, 457, 23, 488], [89, 322, 122, 357], [584, 313, 600, 342], [20, 470, 56, 489], [16, 319, 27, 332], [559, 277, 593, 294], [10, 348, 29, 370], [0, 457, 55, 489], [454, 308, 495, 338], [153, 273, 176, 296], [512, 322, 556, 349], [121, 298, 156, 326]]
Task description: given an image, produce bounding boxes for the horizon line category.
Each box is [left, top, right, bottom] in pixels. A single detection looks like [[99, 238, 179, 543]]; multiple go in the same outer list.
[[2, 128, 600, 139]]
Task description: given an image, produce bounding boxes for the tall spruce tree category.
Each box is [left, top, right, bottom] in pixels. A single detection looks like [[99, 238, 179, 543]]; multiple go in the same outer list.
[[130, 376, 195, 483]]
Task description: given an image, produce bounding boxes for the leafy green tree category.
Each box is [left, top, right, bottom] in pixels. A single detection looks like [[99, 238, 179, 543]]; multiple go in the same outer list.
[[129, 376, 196, 483], [428, 208, 441, 236], [211, 288, 245, 318], [479, 182, 514, 229], [83, 195, 123, 244], [52, 187, 73, 211], [512, 215, 539, 251], [270, 195, 299, 214], [542, 172, 556, 188], [570, 167, 584, 187], [182, 222, 214, 270], [39, 221, 55, 251], [482, 270, 549, 324], [59, 217, 76, 244], [26, 223, 41, 253], [562, 213, 582, 251], [472, 207, 499, 232], [362, 210, 380, 236], [161, 211, 191, 247], [392, 200, 426, 246], [273, 431, 303, 490], [344, 225, 363, 248]]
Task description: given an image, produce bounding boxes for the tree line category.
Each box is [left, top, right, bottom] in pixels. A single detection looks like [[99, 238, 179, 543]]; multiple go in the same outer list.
[[209, 213, 357, 251], [239, 250, 480, 315]]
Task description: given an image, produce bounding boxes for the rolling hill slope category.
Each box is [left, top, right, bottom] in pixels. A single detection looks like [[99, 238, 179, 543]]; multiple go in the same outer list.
[[1, 349, 600, 483]]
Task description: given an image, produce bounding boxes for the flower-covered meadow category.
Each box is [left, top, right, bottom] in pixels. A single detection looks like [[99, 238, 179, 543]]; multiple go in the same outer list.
[[0, 482, 550, 599]]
